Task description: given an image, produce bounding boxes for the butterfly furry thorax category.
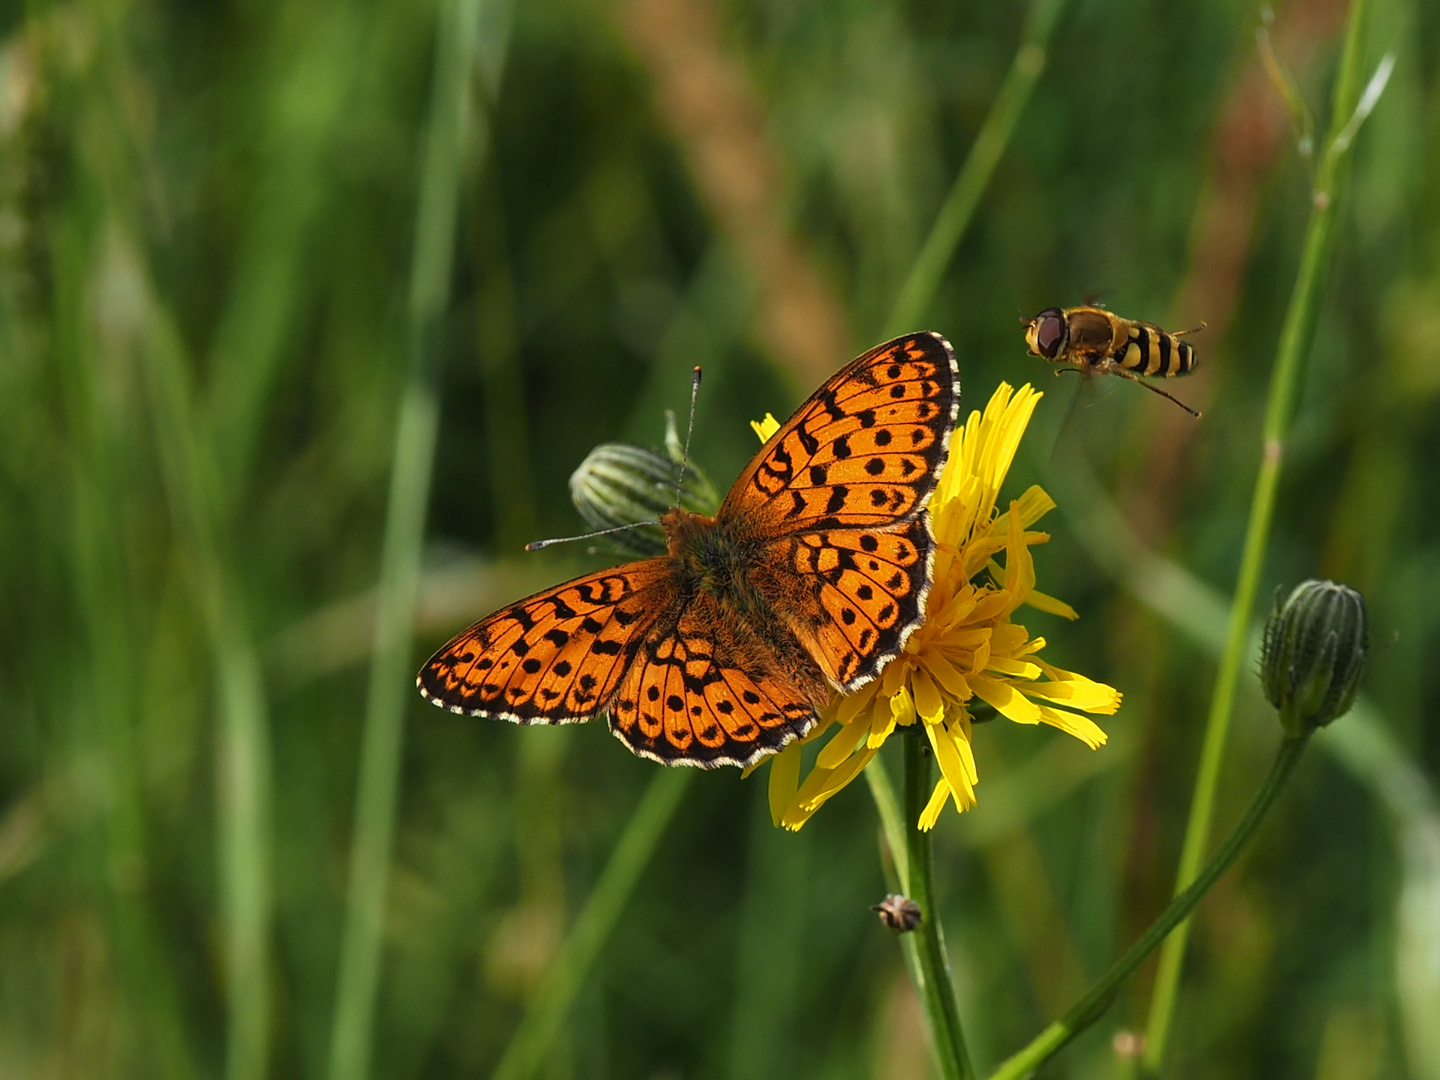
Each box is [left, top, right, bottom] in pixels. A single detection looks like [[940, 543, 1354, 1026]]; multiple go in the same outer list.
[[659, 504, 835, 709], [419, 332, 960, 769], [661, 507, 779, 622]]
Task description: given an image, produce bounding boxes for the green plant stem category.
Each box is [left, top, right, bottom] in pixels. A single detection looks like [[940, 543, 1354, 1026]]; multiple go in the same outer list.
[[870, 0, 1067, 1054], [903, 734, 977, 1080], [88, 23, 276, 1073], [992, 736, 1312, 1080], [143, 295, 274, 1080], [883, 0, 1068, 338], [492, 769, 693, 1080], [326, 2, 489, 1078], [1141, 4, 1372, 1071], [865, 758, 910, 891]]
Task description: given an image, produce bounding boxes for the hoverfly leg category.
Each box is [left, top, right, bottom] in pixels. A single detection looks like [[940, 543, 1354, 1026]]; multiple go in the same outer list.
[[1106, 366, 1202, 419]]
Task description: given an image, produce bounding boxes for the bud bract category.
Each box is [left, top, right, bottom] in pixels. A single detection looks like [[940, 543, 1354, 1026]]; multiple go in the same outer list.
[[1260, 579, 1369, 736], [568, 413, 719, 557]]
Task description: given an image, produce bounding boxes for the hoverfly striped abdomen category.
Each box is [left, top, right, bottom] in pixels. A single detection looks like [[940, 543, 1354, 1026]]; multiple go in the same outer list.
[[1116, 322, 1198, 377]]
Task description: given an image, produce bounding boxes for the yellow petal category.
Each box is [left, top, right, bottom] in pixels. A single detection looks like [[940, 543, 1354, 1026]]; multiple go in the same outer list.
[[1035, 704, 1109, 749], [880, 657, 911, 697], [1022, 677, 1124, 714], [832, 682, 877, 727], [950, 779, 978, 815], [767, 742, 803, 826], [971, 589, 1011, 623], [981, 383, 1040, 496], [815, 711, 873, 770], [989, 621, 1030, 655], [922, 652, 972, 699], [1012, 484, 1057, 527], [867, 699, 899, 747], [751, 413, 781, 441], [985, 656, 1043, 680], [1004, 507, 1036, 609], [953, 722, 978, 782], [969, 672, 1043, 724], [919, 781, 952, 831], [910, 666, 947, 725], [1017, 636, 1046, 657], [890, 684, 917, 727], [971, 634, 992, 674], [780, 801, 818, 831], [1025, 588, 1079, 620], [795, 745, 877, 813], [925, 720, 978, 811]]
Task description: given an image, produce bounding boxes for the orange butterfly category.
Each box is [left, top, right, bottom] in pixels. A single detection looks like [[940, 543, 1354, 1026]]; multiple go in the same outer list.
[[417, 332, 960, 768]]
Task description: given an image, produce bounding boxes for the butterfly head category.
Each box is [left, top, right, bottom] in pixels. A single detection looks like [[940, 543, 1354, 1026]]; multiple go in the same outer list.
[[659, 505, 720, 556]]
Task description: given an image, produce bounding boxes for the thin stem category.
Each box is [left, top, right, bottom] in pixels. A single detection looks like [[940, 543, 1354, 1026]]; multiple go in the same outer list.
[[491, 769, 693, 1080], [143, 292, 274, 1080], [903, 733, 977, 1080], [865, 757, 910, 892], [870, 0, 1067, 1055], [867, 755, 928, 1006], [326, 1, 492, 1077], [991, 736, 1312, 1080], [1140, 2, 1375, 1070], [883, 0, 1068, 338]]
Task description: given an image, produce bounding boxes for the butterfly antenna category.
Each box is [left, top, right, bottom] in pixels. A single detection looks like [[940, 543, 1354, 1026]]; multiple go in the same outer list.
[[673, 366, 702, 509], [527, 368, 703, 553], [525, 522, 650, 552]]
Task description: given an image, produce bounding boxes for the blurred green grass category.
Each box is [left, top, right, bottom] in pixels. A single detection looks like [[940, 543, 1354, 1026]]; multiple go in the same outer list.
[[1, 0, 1437, 1077]]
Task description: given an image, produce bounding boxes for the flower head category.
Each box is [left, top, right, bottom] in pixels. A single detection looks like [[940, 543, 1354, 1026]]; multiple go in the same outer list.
[[764, 383, 1122, 830]]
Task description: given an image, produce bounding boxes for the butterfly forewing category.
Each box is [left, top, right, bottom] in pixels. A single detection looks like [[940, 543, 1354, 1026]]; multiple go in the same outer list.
[[418, 561, 670, 721], [727, 332, 959, 689], [722, 333, 959, 532], [757, 518, 932, 689]]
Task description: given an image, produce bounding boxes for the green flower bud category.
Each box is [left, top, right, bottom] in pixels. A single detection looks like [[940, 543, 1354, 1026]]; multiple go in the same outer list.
[[568, 412, 719, 557], [1260, 580, 1369, 736]]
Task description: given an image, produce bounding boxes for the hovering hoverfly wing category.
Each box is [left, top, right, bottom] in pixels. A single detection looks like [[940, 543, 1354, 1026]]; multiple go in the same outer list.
[[1046, 365, 1117, 465]]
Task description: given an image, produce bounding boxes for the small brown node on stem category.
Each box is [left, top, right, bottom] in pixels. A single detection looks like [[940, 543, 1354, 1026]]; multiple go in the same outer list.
[[872, 894, 923, 933]]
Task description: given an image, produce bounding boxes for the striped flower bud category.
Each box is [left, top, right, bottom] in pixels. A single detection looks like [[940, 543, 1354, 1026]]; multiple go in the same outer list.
[[1260, 580, 1369, 736], [569, 413, 719, 557]]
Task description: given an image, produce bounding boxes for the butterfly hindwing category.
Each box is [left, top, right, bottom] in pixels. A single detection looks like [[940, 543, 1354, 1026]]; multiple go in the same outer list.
[[418, 561, 670, 722], [758, 518, 932, 690], [722, 332, 959, 534], [608, 595, 819, 768]]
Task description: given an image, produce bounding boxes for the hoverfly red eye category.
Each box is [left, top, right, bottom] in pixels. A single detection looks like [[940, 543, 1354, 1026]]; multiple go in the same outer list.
[[1034, 308, 1066, 358]]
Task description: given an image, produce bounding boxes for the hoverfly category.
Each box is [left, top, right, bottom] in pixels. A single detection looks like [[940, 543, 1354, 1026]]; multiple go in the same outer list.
[[1023, 305, 1204, 418]]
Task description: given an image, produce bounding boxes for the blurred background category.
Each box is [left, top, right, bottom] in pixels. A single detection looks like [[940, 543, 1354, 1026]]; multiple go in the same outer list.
[[1, 0, 1437, 1077]]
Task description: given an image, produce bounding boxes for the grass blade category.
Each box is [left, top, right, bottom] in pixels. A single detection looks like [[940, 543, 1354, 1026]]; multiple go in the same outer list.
[[326, 1, 505, 1076]]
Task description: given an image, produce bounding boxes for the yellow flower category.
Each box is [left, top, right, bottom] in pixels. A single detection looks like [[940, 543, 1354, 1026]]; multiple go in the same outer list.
[[763, 383, 1122, 830]]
